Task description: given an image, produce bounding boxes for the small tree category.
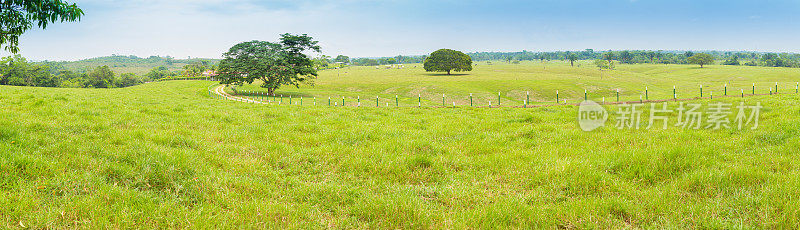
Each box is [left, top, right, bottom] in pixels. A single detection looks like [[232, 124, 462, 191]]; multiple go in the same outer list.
[[568, 53, 578, 67], [423, 49, 472, 75], [594, 59, 614, 70], [217, 34, 320, 95], [688, 53, 714, 68]]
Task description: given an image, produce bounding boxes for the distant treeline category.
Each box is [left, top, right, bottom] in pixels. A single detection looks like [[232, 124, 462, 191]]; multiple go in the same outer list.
[[1, 55, 215, 88], [312, 55, 425, 67], [341, 50, 800, 68], [39, 54, 219, 73], [466, 50, 800, 68], [349, 55, 425, 66]]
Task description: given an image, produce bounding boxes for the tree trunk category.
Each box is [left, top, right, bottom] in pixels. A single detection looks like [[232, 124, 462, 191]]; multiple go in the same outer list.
[[447, 70, 451, 75], [268, 87, 275, 96]]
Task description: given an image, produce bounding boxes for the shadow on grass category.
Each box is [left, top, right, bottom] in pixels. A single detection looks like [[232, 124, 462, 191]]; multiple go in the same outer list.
[[237, 91, 315, 98], [270, 92, 315, 98], [422, 73, 471, 76]]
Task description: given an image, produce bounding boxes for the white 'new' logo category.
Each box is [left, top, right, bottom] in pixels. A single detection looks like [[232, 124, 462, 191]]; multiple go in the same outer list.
[[578, 100, 608, 131]]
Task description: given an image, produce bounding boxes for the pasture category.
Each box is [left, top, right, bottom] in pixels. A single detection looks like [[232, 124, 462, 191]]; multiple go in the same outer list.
[[236, 61, 800, 106], [2, 62, 800, 228]]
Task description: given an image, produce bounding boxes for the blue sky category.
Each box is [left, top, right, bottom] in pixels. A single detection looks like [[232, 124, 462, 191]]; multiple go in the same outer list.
[[5, 0, 800, 61]]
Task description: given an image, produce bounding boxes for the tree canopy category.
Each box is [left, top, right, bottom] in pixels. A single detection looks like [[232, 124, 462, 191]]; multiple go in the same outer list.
[[182, 60, 209, 77], [87, 65, 114, 88], [114, 73, 142, 88], [423, 49, 473, 75], [1, 0, 84, 53], [687, 53, 714, 68], [602, 52, 614, 62], [568, 53, 577, 66], [722, 55, 739, 65], [594, 59, 614, 70], [0, 55, 148, 88], [0, 55, 54, 86], [216, 33, 321, 95], [334, 55, 350, 64]]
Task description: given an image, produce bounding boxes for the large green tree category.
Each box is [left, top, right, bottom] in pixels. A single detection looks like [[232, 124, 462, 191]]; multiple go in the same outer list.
[[423, 49, 472, 75], [687, 53, 714, 68], [1, 0, 83, 53], [217, 33, 320, 95]]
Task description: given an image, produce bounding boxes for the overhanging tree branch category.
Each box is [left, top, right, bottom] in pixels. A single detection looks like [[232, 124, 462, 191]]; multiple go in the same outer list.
[[0, 0, 83, 53]]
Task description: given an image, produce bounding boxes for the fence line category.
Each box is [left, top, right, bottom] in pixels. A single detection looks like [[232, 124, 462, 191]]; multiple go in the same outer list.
[[207, 82, 800, 108]]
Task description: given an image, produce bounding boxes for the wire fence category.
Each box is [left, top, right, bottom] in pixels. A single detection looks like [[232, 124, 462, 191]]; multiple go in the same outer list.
[[207, 82, 800, 108]]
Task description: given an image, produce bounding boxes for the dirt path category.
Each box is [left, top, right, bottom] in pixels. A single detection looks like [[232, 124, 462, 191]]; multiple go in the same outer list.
[[212, 85, 267, 104]]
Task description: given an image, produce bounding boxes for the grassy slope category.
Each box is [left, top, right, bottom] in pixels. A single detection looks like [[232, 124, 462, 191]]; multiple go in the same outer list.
[[1, 63, 800, 228], [237, 61, 800, 106]]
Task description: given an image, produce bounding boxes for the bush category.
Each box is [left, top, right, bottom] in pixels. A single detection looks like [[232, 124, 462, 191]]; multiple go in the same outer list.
[[7, 76, 25, 86], [60, 79, 82, 88], [722, 56, 740, 65], [115, 73, 144, 88]]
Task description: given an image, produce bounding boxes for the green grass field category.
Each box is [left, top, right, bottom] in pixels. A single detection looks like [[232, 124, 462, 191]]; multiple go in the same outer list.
[[2, 62, 800, 228], [236, 61, 800, 106]]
